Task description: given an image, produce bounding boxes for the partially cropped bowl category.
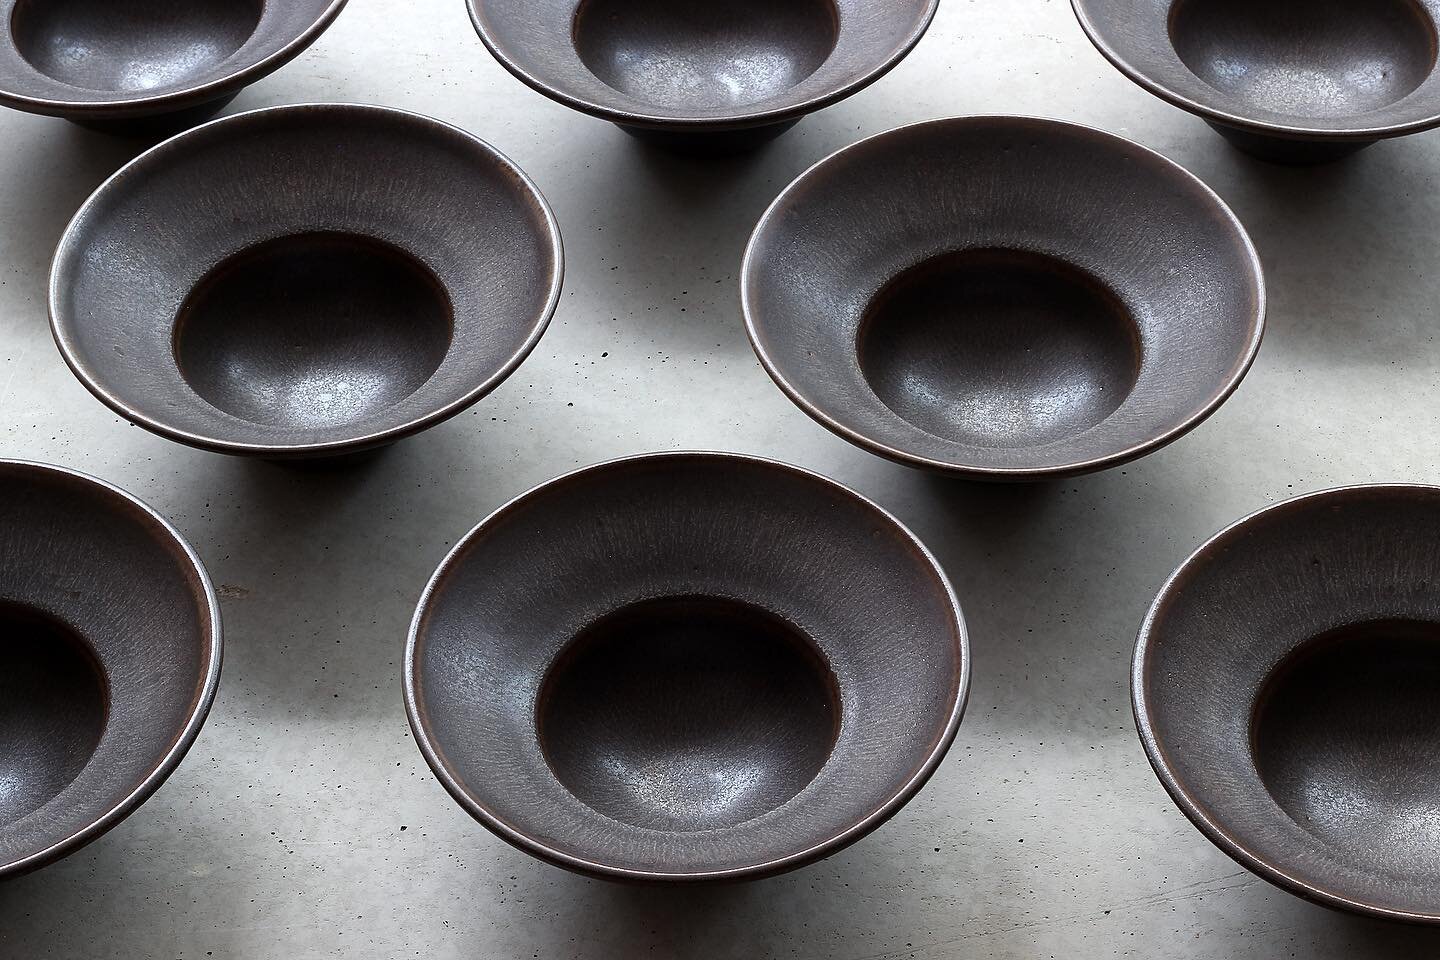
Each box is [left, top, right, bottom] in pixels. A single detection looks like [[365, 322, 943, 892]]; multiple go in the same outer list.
[[1137, 485, 1440, 922], [1072, 0, 1440, 163], [743, 116, 1265, 481], [0, 460, 221, 879], [0, 0, 348, 135], [465, 0, 939, 151], [406, 452, 969, 881], [50, 103, 563, 460]]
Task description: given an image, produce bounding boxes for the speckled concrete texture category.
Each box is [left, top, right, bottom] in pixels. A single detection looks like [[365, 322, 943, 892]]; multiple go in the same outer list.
[[1, 0, 1439, 957]]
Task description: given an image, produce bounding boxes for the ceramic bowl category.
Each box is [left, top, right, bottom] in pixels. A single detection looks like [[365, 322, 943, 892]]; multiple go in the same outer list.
[[50, 103, 563, 460], [1072, 0, 1440, 163], [405, 452, 969, 881], [1136, 485, 1440, 922], [0, 0, 348, 135], [0, 460, 221, 879], [742, 116, 1265, 481], [465, 0, 939, 150]]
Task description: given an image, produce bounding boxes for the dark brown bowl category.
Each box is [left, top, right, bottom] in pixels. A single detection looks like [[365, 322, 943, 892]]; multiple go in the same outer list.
[[742, 116, 1265, 482], [0, 460, 221, 880], [0, 0, 347, 136], [1136, 485, 1440, 923], [405, 452, 969, 881], [1072, 0, 1440, 163], [50, 103, 563, 460], [465, 0, 939, 151]]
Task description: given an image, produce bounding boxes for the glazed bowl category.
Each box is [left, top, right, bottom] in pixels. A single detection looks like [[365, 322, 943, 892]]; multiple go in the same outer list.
[[0, 460, 221, 879], [742, 116, 1265, 482], [0, 0, 348, 135], [1072, 0, 1440, 163], [1137, 485, 1440, 922], [465, 0, 939, 150], [50, 103, 563, 460], [405, 452, 969, 881]]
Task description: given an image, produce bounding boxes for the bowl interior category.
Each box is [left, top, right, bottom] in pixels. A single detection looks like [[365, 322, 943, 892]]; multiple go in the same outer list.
[[470, 0, 935, 125], [0, 462, 216, 877], [1169, 0, 1437, 120], [1140, 486, 1440, 918], [52, 105, 560, 456], [744, 117, 1262, 478], [1074, 0, 1440, 135], [410, 454, 965, 879], [0, 0, 340, 109], [572, 0, 839, 111]]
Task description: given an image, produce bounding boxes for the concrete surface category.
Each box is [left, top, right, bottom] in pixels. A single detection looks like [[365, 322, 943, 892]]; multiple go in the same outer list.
[[2, 0, 1439, 957]]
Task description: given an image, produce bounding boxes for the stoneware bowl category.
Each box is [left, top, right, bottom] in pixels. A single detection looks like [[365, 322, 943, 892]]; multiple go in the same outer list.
[[1136, 485, 1440, 922], [405, 452, 969, 881], [1072, 0, 1440, 163], [465, 0, 939, 151], [742, 116, 1265, 482], [0, 0, 348, 135], [0, 460, 221, 879], [50, 103, 563, 460]]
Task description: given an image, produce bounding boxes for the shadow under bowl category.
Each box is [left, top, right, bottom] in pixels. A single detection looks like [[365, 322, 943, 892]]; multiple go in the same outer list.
[[1072, 0, 1440, 164], [1136, 485, 1440, 922], [0, 460, 220, 880], [0, 0, 348, 135], [466, 0, 938, 152], [50, 103, 563, 460], [405, 452, 969, 881], [742, 116, 1265, 481]]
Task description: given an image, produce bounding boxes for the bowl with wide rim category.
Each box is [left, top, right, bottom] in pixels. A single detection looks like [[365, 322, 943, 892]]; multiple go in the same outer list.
[[0, 459, 221, 880], [1072, 0, 1440, 163], [0, 0, 348, 134], [742, 115, 1265, 481], [1136, 484, 1440, 922], [49, 102, 564, 460], [405, 451, 970, 882], [465, 0, 940, 150]]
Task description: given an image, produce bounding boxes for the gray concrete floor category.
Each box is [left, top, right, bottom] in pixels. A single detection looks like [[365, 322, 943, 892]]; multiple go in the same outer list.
[[2, 0, 1440, 957]]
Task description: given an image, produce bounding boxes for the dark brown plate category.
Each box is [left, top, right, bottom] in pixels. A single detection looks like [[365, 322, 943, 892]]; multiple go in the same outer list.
[[0, 0, 348, 135], [50, 103, 563, 460], [405, 452, 969, 881], [742, 116, 1265, 481], [465, 0, 938, 150], [1072, 0, 1440, 163], [0, 460, 221, 880], [1136, 485, 1440, 923]]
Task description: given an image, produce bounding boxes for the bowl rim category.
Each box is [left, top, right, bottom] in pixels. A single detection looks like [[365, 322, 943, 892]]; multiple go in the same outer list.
[[0, 0, 350, 119], [1070, 0, 1440, 142], [402, 449, 972, 882], [47, 101, 565, 459], [1133, 482, 1440, 924], [464, 0, 941, 132], [0, 458, 223, 880], [740, 114, 1267, 481]]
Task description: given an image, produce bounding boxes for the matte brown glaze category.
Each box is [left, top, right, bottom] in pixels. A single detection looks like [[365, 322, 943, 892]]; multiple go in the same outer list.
[[1136, 485, 1440, 922], [466, 0, 938, 151], [1072, 0, 1440, 163], [50, 103, 563, 460], [0, 0, 347, 134], [0, 460, 221, 880], [404, 452, 970, 881], [742, 116, 1265, 481]]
